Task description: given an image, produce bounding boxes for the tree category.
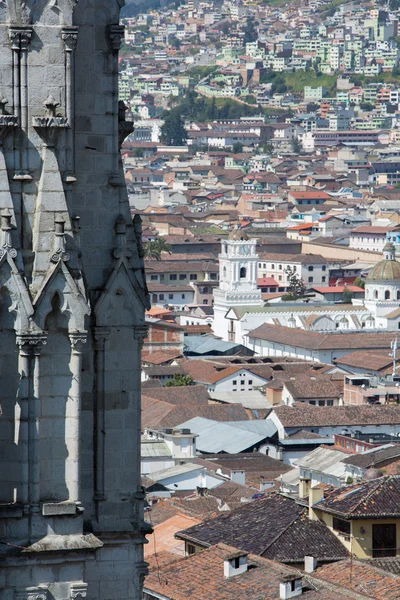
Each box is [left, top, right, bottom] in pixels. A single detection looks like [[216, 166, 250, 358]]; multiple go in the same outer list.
[[144, 238, 172, 260], [161, 108, 187, 146], [342, 288, 354, 304], [292, 138, 303, 154], [232, 142, 243, 154], [243, 16, 258, 44], [164, 374, 194, 387], [353, 276, 365, 289], [283, 266, 306, 298]]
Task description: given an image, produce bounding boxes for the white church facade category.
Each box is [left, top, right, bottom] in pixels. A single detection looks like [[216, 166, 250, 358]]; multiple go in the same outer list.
[[213, 238, 400, 345]]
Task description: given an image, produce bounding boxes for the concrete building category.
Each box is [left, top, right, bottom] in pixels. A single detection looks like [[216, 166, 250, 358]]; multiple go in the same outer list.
[[0, 2, 149, 599]]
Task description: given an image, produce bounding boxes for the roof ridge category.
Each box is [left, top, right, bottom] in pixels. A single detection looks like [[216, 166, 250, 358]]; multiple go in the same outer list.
[[258, 501, 302, 556]]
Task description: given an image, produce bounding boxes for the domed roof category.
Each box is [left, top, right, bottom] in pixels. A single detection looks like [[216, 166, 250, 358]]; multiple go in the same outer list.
[[228, 228, 249, 241], [367, 258, 400, 282], [364, 467, 384, 481]]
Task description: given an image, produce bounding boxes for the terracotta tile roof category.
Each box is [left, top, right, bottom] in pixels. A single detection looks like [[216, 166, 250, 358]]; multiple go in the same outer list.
[[141, 396, 251, 429], [311, 286, 365, 294], [145, 543, 366, 600], [284, 375, 342, 401], [248, 323, 394, 351], [144, 514, 201, 558], [333, 350, 393, 371], [315, 558, 400, 600], [289, 191, 331, 199], [315, 475, 400, 519], [342, 445, 400, 469], [273, 404, 400, 428], [363, 556, 400, 575], [176, 493, 347, 563], [144, 385, 211, 406], [142, 350, 183, 365]]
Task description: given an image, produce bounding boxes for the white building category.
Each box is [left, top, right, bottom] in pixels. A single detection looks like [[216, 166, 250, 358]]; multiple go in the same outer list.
[[213, 230, 263, 341]]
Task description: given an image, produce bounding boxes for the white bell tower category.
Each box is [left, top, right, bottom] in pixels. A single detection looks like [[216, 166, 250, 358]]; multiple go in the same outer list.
[[213, 231, 263, 341]]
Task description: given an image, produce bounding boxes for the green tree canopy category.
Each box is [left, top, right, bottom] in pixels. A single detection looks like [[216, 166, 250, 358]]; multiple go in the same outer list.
[[144, 238, 172, 260], [161, 109, 187, 146], [164, 374, 194, 387]]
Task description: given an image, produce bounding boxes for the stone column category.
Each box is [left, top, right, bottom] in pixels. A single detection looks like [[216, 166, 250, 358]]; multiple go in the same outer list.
[[107, 24, 125, 187], [28, 334, 47, 511], [20, 29, 32, 180], [15, 337, 30, 511], [9, 27, 22, 177], [93, 327, 110, 516], [61, 27, 79, 180], [133, 326, 147, 502], [67, 333, 87, 503]]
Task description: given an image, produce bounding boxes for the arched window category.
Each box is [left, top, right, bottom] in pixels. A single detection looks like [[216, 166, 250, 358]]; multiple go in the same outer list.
[[385, 290, 391, 300], [397, 290, 400, 300], [240, 267, 247, 278], [374, 289, 378, 299], [223, 266, 227, 278]]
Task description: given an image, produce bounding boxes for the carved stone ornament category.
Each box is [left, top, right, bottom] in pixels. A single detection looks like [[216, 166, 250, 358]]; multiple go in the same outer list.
[[15, 586, 48, 600], [108, 24, 125, 52], [70, 582, 88, 600], [0, 96, 18, 144], [0, 210, 17, 259], [61, 26, 79, 52], [9, 27, 33, 51], [32, 95, 69, 147], [51, 216, 70, 263], [69, 332, 87, 351], [118, 100, 134, 148]]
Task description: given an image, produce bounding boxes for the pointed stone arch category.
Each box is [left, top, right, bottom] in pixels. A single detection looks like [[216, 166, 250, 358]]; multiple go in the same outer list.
[[0, 252, 33, 332], [32, 260, 89, 331], [94, 260, 146, 328]]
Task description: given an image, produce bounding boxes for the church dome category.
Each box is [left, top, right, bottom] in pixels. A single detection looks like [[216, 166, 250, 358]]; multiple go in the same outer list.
[[367, 260, 400, 282], [367, 243, 400, 281], [228, 228, 249, 241]]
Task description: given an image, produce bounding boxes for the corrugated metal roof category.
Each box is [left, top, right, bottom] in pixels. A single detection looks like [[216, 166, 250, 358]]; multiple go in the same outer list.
[[176, 417, 276, 453], [295, 446, 348, 478], [184, 335, 243, 354], [141, 440, 172, 459], [209, 391, 271, 409], [149, 462, 202, 482]]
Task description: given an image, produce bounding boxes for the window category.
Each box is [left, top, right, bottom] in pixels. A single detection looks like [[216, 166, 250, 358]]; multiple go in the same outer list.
[[385, 290, 391, 300], [202, 287, 209, 294], [240, 267, 247, 278], [240, 380, 245, 385], [190, 274, 197, 281], [203, 299, 208, 305], [271, 264, 275, 269], [279, 264, 282, 270], [150, 275, 157, 281], [374, 289, 378, 299], [160, 274, 164, 281], [308, 266, 314, 271], [322, 276, 326, 283], [170, 274, 177, 281], [209, 273, 217, 280], [233, 380, 237, 385], [179, 274, 186, 280], [248, 380, 253, 385], [333, 518, 351, 536], [322, 265, 326, 271], [159, 294, 164, 300], [308, 276, 313, 283], [182, 294, 185, 299], [169, 294, 173, 300], [187, 544, 196, 556], [327, 400, 333, 406], [263, 263, 266, 268], [279, 275, 282, 281]]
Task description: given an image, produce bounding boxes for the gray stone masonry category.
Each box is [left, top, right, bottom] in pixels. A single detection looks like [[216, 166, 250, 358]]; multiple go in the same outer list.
[[0, 1, 150, 599]]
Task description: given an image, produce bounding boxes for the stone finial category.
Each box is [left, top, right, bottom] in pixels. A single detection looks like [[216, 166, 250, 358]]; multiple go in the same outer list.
[[44, 95, 59, 117], [0, 95, 8, 115], [0, 209, 16, 259], [113, 214, 132, 260], [51, 216, 70, 263]]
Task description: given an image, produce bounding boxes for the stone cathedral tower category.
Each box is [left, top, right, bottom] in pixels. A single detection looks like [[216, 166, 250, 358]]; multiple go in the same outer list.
[[0, 1, 150, 598]]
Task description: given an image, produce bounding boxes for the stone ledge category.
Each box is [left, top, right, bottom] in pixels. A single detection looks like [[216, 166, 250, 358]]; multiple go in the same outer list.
[[0, 503, 23, 518], [22, 533, 103, 553], [42, 502, 82, 516]]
